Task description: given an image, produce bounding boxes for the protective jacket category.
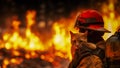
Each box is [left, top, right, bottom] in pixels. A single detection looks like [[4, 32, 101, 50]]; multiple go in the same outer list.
[[68, 41, 105, 68]]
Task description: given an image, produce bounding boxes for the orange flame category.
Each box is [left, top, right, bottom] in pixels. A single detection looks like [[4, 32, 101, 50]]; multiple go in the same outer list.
[[2, 10, 45, 51], [52, 22, 71, 59], [102, 0, 120, 40], [1, 10, 74, 67]]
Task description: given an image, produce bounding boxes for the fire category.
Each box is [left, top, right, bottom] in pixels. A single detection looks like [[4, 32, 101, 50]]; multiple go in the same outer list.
[[0, 10, 73, 68], [102, 0, 120, 40], [2, 10, 45, 51], [52, 22, 71, 59], [1, 0, 120, 67]]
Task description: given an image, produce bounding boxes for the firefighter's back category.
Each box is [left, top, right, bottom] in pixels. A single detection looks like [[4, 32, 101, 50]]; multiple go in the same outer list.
[[105, 30, 120, 68]]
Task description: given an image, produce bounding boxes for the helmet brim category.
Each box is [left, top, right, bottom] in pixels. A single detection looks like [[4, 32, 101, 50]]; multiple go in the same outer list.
[[88, 27, 111, 33], [77, 26, 111, 33]]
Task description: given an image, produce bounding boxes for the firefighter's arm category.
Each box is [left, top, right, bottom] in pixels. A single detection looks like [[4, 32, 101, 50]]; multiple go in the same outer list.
[[77, 55, 103, 68]]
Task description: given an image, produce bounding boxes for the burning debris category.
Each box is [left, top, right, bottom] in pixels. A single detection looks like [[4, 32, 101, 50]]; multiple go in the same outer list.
[[0, 10, 71, 68], [0, 10, 72, 68], [0, 48, 70, 68]]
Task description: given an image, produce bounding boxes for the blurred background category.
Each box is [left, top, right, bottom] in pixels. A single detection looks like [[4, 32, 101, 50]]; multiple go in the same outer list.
[[0, 0, 119, 27], [0, 0, 120, 68]]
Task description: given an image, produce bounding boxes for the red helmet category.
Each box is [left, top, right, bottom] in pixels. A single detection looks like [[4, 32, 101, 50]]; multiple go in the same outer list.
[[74, 9, 110, 33]]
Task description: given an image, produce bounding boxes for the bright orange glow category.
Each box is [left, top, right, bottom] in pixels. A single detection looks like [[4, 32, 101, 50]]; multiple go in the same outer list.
[[3, 59, 9, 65], [25, 54, 31, 59], [1, 10, 74, 67], [3, 59, 9, 68], [12, 50, 20, 56], [26, 10, 36, 27], [10, 58, 17, 63], [102, 0, 120, 40]]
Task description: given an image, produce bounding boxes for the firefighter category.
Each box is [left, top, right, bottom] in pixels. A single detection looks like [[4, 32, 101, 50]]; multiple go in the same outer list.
[[68, 9, 110, 68], [105, 27, 120, 68]]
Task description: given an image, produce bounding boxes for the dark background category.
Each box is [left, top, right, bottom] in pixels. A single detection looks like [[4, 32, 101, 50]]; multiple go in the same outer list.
[[0, 0, 120, 28]]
